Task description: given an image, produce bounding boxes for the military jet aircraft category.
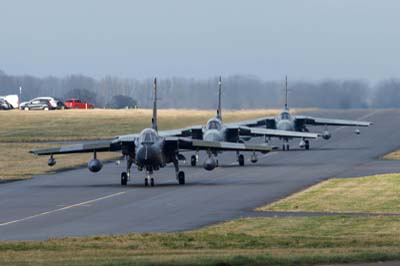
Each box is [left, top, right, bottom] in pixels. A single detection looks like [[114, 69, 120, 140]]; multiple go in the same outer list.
[[31, 79, 277, 187], [169, 76, 319, 169], [240, 76, 372, 150]]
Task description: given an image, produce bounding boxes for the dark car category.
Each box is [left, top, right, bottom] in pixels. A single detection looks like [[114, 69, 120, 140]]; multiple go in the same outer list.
[[0, 98, 12, 110], [56, 99, 68, 110], [22, 99, 53, 111]]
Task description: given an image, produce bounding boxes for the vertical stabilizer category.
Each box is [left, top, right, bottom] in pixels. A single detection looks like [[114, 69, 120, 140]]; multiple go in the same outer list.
[[217, 76, 222, 121], [152, 78, 158, 132], [284, 75, 288, 110]]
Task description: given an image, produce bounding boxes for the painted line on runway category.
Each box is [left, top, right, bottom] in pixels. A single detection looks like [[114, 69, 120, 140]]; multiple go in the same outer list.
[[0, 191, 127, 227]]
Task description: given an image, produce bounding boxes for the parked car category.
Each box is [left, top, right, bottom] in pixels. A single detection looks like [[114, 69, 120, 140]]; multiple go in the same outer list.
[[0, 98, 13, 110], [20, 97, 66, 110], [22, 99, 53, 110], [0, 95, 18, 109], [64, 98, 94, 109]]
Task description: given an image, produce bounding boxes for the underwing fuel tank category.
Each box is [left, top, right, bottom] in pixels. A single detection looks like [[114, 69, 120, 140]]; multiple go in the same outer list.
[[203, 157, 217, 171], [322, 130, 332, 140], [88, 159, 103, 172]]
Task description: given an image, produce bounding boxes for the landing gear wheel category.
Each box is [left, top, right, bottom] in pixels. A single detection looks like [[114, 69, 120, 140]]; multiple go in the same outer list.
[[144, 178, 149, 187], [305, 140, 310, 150], [191, 155, 197, 167], [283, 143, 290, 151], [121, 172, 128, 186], [150, 178, 155, 187], [238, 154, 245, 166], [178, 171, 185, 185]]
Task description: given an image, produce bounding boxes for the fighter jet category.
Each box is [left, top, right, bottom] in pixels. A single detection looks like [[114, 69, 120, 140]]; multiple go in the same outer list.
[[169, 76, 319, 169], [31, 79, 276, 187], [239, 76, 372, 150]]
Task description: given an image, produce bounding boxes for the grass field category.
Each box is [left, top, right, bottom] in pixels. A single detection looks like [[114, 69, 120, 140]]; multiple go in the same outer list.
[[258, 173, 400, 214], [0, 142, 120, 179], [0, 109, 287, 142], [1, 216, 400, 266], [3, 108, 400, 266], [0, 108, 285, 180]]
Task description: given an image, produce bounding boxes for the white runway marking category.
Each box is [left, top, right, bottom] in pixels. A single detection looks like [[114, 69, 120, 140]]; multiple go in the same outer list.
[[0, 191, 127, 227]]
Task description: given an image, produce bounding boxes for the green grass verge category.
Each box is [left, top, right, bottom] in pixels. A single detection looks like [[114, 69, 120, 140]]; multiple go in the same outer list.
[[258, 173, 400, 214], [1, 216, 400, 266]]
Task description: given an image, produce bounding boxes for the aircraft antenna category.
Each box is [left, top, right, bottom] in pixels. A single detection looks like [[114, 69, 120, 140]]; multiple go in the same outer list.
[[217, 76, 222, 121], [284, 75, 288, 110], [152, 78, 158, 132]]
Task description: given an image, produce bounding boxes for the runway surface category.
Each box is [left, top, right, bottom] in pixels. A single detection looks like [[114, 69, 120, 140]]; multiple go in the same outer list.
[[0, 109, 399, 240]]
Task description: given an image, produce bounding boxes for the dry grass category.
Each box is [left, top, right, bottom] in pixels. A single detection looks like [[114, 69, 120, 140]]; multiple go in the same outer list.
[[0, 108, 291, 142], [258, 173, 400, 213], [0, 108, 298, 180], [1, 216, 400, 265], [383, 150, 400, 160], [0, 142, 120, 180]]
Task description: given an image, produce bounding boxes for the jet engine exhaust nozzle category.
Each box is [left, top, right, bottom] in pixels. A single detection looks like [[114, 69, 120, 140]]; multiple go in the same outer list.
[[88, 159, 103, 172]]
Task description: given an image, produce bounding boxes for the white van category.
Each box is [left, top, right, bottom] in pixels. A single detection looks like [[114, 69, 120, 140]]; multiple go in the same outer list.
[[0, 95, 19, 109]]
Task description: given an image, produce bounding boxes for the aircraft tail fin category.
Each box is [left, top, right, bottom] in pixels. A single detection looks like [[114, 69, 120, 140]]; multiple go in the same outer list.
[[284, 75, 288, 110], [217, 76, 222, 121], [152, 78, 158, 132]]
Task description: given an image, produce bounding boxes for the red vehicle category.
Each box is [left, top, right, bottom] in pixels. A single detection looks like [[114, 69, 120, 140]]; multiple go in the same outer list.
[[64, 99, 94, 109]]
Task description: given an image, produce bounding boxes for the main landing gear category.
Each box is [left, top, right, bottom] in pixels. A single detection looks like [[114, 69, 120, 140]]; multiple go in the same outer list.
[[174, 159, 186, 185], [191, 152, 199, 167], [121, 157, 133, 186], [304, 140, 310, 150], [237, 151, 245, 166]]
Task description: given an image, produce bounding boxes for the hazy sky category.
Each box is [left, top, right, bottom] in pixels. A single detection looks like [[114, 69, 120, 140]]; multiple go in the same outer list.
[[1, 0, 399, 81]]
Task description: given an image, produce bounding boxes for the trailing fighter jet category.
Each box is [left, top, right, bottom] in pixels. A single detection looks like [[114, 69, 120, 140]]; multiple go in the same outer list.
[[31, 79, 276, 187], [239, 76, 372, 150], [167, 76, 319, 169]]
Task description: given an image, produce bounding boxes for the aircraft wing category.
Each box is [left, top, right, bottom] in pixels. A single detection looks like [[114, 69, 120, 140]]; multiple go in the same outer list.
[[158, 126, 203, 138], [229, 117, 277, 128], [165, 137, 276, 153], [30, 139, 122, 155], [243, 127, 319, 139], [294, 116, 372, 127]]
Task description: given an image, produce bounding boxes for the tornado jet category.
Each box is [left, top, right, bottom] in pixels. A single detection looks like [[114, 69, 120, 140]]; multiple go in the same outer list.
[[165, 76, 319, 169], [239, 76, 372, 150], [31, 79, 276, 187]]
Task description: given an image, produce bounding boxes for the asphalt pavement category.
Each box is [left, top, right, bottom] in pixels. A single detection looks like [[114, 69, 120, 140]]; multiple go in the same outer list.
[[0, 109, 399, 240]]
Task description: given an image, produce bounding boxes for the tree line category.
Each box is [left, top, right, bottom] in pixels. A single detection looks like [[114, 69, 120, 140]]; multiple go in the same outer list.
[[0, 70, 399, 109]]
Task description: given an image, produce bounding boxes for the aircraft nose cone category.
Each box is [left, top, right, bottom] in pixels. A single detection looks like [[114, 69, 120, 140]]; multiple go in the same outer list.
[[204, 130, 223, 142], [278, 121, 292, 131], [137, 145, 159, 165]]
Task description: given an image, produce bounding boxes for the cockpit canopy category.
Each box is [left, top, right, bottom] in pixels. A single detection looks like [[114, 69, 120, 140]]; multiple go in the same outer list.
[[139, 128, 158, 144], [280, 111, 291, 120], [206, 118, 222, 130]]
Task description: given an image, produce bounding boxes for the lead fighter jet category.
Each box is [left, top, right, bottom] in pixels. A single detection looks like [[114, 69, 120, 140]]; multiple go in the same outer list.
[[31, 79, 276, 187], [240, 77, 372, 150]]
